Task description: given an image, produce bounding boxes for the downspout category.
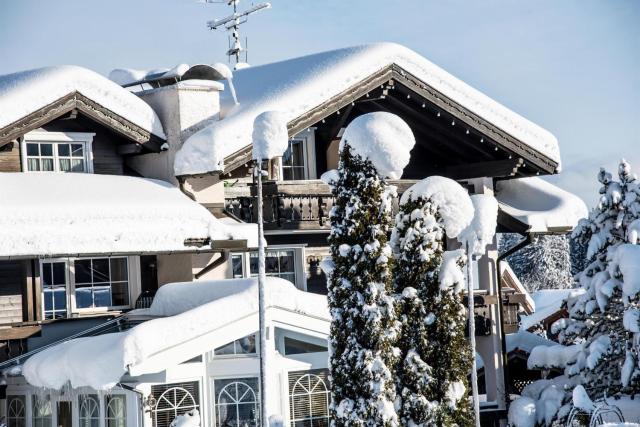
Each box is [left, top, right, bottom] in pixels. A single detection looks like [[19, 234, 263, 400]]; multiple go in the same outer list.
[[194, 250, 229, 279], [177, 176, 196, 201], [496, 233, 533, 411], [117, 382, 146, 427]]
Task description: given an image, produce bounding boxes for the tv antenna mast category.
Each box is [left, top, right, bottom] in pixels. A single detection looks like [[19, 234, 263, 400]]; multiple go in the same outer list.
[[205, 0, 271, 67]]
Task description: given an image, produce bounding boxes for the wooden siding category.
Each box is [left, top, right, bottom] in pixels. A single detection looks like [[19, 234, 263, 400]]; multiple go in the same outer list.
[[0, 140, 21, 172], [0, 261, 25, 324]]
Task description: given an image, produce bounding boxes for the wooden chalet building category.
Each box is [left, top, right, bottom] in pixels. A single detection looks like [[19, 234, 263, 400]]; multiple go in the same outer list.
[[0, 43, 587, 426]]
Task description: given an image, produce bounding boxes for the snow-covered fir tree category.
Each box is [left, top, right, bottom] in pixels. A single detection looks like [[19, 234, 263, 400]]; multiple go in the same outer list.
[[509, 160, 640, 426], [391, 177, 474, 427], [499, 233, 572, 292]]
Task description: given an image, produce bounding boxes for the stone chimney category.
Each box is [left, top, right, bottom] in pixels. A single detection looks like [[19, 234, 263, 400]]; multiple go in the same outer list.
[[127, 80, 224, 183]]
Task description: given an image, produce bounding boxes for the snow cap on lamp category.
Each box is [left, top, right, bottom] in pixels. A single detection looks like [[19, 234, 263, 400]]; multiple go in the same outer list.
[[252, 110, 289, 161], [339, 111, 415, 179]]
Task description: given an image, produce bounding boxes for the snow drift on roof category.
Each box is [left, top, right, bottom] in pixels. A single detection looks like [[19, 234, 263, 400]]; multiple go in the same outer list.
[[175, 42, 561, 176], [496, 177, 588, 233], [0, 173, 256, 257], [0, 65, 165, 139], [519, 288, 580, 331], [22, 277, 329, 390]]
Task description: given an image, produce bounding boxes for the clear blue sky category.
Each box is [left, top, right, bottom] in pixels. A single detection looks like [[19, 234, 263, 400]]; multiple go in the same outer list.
[[1, 0, 638, 206]]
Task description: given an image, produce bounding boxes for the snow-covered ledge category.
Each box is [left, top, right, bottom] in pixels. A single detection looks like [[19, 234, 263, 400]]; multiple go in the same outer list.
[[495, 177, 588, 233]]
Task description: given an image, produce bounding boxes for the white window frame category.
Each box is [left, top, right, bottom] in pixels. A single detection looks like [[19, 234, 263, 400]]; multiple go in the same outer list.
[[21, 130, 95, 173], [213, 332, 259, 359], [279, 128, 316, 181], [229, 245, 307, 291], [39, 256, 141, 318], [212, 377, 260, 427], [5, 394, 27, 427]]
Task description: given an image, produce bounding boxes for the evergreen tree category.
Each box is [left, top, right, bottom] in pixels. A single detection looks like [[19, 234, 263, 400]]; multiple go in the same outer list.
[[499, 233, 572, 292], [327, 143, 400, 426], [391, 179, 473, 426]]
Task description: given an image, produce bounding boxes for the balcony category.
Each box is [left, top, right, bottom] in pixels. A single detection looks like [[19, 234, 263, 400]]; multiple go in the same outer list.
[[224, 179, 418, 231]]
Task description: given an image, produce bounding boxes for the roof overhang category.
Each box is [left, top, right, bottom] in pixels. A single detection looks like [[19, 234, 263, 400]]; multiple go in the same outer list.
[[0, 91, 165, 150]]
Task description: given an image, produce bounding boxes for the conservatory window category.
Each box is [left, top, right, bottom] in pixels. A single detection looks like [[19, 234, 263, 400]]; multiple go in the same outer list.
[[31, 396, 52, 427], [105, 395, 126, 427], [289, 370, 330, 427], [42, 261, 68, 319], [284, 337, 327, 355], [282, 139, 307, 180], [79, 395, 100, 427], [151, 382, 200, 427], [214, 333, 257, 356], [250, 249, 296, 284], [214, 378, 260, 427], [6, 395, 26, 427], [74, 257, 130, 309], [22, 131, 94, 173]]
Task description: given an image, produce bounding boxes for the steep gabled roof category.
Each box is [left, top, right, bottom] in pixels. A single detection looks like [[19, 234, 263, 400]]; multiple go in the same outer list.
[[175, 43, 560, 176], [0, 66, 166, 146]]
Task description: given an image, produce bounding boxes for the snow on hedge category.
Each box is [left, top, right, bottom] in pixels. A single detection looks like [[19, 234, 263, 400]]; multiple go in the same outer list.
[[496, 177, 588, 233], [23, 277, 329, 390], [399, 176, 474, 238], [175, 43, 560, 176], [170, 410, 200, 427], [339, 112, 415, 179], [0, 173, 256, 257], [0, 65, 165, 138]]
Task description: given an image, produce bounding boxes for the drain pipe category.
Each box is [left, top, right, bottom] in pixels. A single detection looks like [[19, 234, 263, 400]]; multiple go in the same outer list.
[[496, 233, 533, 410], [177, 176, 196, 201], [195, 250, 229, 279]]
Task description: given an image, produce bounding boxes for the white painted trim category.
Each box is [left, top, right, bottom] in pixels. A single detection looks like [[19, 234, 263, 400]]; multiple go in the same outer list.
[[22, 130, 95, 173]]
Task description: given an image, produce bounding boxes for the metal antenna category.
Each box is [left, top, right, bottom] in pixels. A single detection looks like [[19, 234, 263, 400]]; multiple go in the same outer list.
[[205, 0, 271, 66]]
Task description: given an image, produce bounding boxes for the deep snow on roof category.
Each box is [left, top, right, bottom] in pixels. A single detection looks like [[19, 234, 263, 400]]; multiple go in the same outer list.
[[0, 65, 165, 139], [519, 289, 579, 331], [175, 42, 561, 176], [496, 177, 588, 233], [0, 173, 256, 257], [22, 277, 329, 390]]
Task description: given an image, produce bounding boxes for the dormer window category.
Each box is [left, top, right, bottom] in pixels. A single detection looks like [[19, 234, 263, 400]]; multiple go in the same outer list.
[[21, 131, 94, 173]]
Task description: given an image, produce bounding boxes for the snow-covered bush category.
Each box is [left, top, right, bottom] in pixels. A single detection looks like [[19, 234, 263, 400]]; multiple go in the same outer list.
[[170, 409, 200, 427], [327, 113, 414, 426], [391, 176, 474, 426], [509, 160, 640, 426]]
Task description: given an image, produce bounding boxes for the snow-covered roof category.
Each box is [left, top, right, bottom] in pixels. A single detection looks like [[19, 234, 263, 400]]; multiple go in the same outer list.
[[519, 289, 577, 331], [175, 43, 561, 176], [22, 278, 329, 390], [507, 330, 555, 354], [496, 177, 588, 233], [0, 65, 165, 139], [0, 173, 256, 258], [500, 262, 535, 312]]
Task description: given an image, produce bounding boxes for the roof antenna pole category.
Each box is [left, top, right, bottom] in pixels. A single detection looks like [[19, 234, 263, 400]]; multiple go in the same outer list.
[[205, 0, 272, 70]]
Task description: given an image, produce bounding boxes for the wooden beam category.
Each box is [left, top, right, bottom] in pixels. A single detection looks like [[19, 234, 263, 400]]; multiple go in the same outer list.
[[445, 157, 524, 180]]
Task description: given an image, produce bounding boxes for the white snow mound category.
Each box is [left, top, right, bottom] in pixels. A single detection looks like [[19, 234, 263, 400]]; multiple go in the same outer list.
[[459, 194, 498, 256], [252, 110, 289, 161]]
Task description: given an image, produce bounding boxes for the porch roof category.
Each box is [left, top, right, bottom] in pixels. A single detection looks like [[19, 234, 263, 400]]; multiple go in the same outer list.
[[0, 173, 256, 258], [20, 278, 329, 391], [175, 43, 561, 177]]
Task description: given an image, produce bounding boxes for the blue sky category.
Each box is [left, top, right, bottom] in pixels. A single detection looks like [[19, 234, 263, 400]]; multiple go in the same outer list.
[[1, 0, 638, 205]]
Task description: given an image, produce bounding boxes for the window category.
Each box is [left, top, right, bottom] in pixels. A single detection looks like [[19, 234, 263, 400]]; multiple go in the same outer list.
[[32, 396, 52, 427], [282, 139, 307, 180], [40, 257, 136, 319], [289, 370, 330, 427], [22, 131, 94, 173], [151, 382, 200, 427], [214, 333, 257, 356], [74, 257, 130, 309], [78, 395, 100, 427], [250, 250, 296, 284], [42, 261, 67, 319], [284, 337, 327, 355], [105, 395, 126, 427], [231, 254, 244, 279], [6, 396, 26, 427], [214, 378, 259, 427]]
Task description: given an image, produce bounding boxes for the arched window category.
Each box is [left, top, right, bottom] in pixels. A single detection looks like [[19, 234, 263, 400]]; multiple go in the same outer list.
[[6, 395, 26, 427], [289, 370, 330, 426], [214, 378, 259, 426], [79, 395, 100, 427], [31, 396, 52, 427], [105, 395, 126, 427], [152, 385, 199, 427]]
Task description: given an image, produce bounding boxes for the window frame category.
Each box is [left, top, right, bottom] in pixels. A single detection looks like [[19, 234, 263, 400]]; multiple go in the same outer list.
[[6, 395, 26, 427], [279, 129, 316, 181], [230, 245, 306, 291], [213, 377, 260, 427], [21, 131, 95, 173], [288, 370, 330, 427], [213, 333, 259, 359], [39, 256, 140, 319], [78, 394, 100, 427], [31, 395, 53, 427], [105, 394, 127, 427]]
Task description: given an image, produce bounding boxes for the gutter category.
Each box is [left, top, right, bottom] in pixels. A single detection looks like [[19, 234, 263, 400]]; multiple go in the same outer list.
[[177, 176, 196, 201], [496, 233, 533, 411]]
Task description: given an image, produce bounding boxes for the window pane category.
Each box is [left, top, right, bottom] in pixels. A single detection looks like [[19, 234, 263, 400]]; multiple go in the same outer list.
[[249, 253, 258, 275], [111, 282, 129, 306], [293, 167, 305, 180], [265, 252, 279, 274], [110, 258, 128, 281], [291, 142, 304, 166], [42, 264, 52, 286], [236, 334, 256, 354], [279, 251, 295, 273], [58, 144, 70, 157], [71, 144, 84, 157], [93, 286, 111, 307], [74, 259, 92, 284], [26, 143, 39, 156], [71, 159, 85, 172], [283, 168, 293, 181], [39, 144, 53, 156], [44, 291, 53, 313], [52, 262, 66, 285], [27, 158, 40, 171], [53, 288, 66, 310], [214, 341, 236, 355], [91, 258, 110, 283], [75, 286, 93, 308], [231, 254, 244, 278], [59, 158, 71, 172], [40, 158, 54, 171]]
